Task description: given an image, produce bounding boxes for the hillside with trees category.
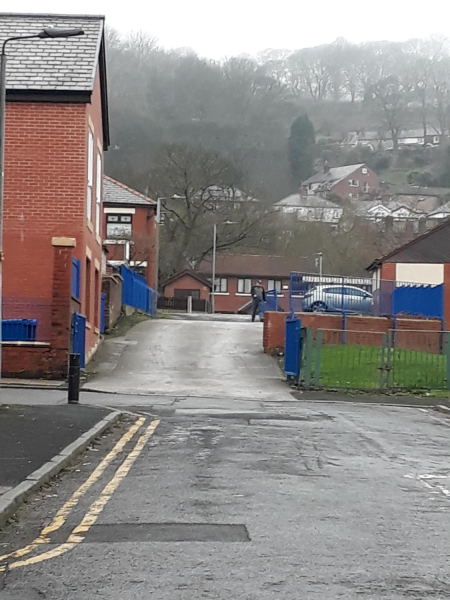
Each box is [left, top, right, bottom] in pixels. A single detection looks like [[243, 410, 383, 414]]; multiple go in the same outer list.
[[104, 31, 450, 276]]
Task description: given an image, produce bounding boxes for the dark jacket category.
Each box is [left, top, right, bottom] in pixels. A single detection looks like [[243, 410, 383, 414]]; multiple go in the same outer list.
[[251, 284, 266, 302]]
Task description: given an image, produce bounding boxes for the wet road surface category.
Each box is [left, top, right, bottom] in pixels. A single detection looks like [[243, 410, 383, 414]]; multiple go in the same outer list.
[[2, 317, 450, 598]]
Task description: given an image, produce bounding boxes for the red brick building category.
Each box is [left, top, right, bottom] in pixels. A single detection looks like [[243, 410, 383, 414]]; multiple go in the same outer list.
[[367, 218, 450, 328], [102, 176, 158, 288], [161, 270, 212, 301], [198, 254, 308, 313], [301, 163, 379, 200], [1, 14, 109, 372]]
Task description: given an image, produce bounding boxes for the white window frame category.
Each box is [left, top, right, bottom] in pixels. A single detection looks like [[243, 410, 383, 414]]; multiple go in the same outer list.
[[349, 179, 359, 187], [95, 152, 102, 235], [214, 278, 227, 293], [267, 280, 282, 292], [361, 167, 368, 174], [237, 278, 252, 294], [363, 182, 370, 193], [87, 129, 94, 222]]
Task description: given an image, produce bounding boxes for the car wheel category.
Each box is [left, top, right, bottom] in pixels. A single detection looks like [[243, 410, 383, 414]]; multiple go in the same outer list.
[[311, 301, 327, 312]]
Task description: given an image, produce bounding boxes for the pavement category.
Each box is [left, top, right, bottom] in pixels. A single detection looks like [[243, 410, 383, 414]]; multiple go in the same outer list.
[[2, 317, 450, 598]]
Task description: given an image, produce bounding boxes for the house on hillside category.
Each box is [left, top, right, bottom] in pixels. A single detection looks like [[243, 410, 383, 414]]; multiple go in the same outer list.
[[342, 128, 444, 151], [301, 163, 380, 200], [274, 194, 342, 223], [103, 176, 159, 288], [354, 201, 426, 233], [383, 185, 450, 213], [1, 13, 109, 377], [197, 254, 309, 313]]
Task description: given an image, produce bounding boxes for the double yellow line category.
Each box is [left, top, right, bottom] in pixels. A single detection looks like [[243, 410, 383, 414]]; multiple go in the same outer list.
[[0, 415, 159, 571]]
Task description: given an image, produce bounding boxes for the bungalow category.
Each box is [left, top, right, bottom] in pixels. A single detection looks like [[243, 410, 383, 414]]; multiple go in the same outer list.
[[274, 194, 342, 224], [198, 254, 309, 313]]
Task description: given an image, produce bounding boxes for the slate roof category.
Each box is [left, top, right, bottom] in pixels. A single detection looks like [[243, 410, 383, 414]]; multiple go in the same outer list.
[[367, 217, 450, 270], [0, 13, 105, 92], [103, 176, 156, 207], [302, 164, 364, 187], [198, 254, 309, 278], [275, 193, 340, 209], [161, 269, 212, 290]]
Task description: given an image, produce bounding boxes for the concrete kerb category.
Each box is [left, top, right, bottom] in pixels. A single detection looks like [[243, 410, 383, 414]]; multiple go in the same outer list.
[[0, 410, 121, 528], [435, 404, 450, 417]]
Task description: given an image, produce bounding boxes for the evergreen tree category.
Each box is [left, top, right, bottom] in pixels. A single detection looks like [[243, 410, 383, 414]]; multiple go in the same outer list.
[[288, 114, 316, 188]]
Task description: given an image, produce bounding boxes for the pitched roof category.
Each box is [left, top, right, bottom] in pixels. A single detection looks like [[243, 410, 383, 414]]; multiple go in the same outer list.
[[161, 269, 212, 290], [103, 176, 156, 207], [0, 13, 109, 148], [198, 254, 309, 278], [275, 193, 340, 208], [0, 13, 104, 91], [302, 164, 365, 187], [367, 217, 450, 270]]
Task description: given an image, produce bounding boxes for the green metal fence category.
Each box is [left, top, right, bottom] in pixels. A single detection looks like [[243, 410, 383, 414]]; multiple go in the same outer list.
[[301, 328, 450, 392]]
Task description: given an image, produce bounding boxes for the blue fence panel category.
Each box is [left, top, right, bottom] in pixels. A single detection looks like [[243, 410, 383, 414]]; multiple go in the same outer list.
[[72, 313, 86, 369], [392, 284, 444, 320], [100, 293, 106, 333], [285, 315, 301, 378], [72, 258, 81, 300], [2, 319, 37, 341], [265, 290, 279, 312], [120, 265, 157, 316]]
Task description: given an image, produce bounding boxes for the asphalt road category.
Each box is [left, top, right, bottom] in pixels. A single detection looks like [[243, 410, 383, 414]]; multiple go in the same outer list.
[[2, 317, 450, 598]]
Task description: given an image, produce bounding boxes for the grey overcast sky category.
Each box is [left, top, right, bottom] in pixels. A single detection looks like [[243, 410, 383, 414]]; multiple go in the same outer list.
[[6, 0, 450, 59]]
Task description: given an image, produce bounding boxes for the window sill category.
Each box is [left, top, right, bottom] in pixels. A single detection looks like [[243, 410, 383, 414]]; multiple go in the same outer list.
[[213, 292, 230, 296], [94, 327, 100, 334], [96, 234, 102, 245], [235, 293, 251, 296], [87, 220, 94, 232], [86, 322, 93, 330]]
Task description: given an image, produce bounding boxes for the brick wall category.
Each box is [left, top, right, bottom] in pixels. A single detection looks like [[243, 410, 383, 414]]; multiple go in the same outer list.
[[3, 69, 105, 362], [2, 239, 75, 379], [263, 311, 443, 355], [331, 165, 380, 200], [163, 274, 210, 301]]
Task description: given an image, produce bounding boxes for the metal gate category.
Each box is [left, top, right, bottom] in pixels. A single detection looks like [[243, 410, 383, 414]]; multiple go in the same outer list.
[[72, 313, 86, 369], [284, 315, 302, 379]]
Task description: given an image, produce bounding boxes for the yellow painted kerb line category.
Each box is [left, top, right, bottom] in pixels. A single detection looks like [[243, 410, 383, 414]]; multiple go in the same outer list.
[[6, 419, 160, 570], [0, 416, 146, 565]]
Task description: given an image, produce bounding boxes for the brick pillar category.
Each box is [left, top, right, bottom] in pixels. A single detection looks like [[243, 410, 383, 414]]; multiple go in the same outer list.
[[49, 237, 76, 379]]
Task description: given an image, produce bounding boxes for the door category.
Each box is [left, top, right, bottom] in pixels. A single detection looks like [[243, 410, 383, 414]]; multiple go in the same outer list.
[[72, 313, 86, 369]]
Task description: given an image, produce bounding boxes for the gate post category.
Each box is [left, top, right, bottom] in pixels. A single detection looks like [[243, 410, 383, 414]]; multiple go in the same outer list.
[[50, 237, 76, 379], [284, 314, 301, 380]]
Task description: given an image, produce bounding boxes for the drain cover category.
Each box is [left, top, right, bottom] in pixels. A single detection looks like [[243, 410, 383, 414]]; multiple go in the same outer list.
[[84, 523, 250, 543]]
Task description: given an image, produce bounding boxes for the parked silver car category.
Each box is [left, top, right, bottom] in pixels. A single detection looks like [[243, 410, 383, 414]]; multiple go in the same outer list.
[[302, 284, 373, 314]]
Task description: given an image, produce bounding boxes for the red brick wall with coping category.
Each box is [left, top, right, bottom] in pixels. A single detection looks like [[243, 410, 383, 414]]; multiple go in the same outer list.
[[263, 311, 443, 355]]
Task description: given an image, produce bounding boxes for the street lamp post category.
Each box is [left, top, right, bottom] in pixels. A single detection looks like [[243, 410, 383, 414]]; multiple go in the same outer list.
[[0, 27, 84, 381], [314, 252, 323, 277], [211, 221, 237, 314]]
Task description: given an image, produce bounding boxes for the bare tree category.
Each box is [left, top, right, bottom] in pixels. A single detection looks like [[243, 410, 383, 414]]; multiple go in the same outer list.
[[148, 144, 273, 276]]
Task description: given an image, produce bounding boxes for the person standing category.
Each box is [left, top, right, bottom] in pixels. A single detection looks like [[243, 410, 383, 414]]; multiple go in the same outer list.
[[251, 280, 266, 322]]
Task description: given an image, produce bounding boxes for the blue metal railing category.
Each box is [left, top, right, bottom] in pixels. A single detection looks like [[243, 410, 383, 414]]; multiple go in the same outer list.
[[289, 271, 444, 322], [72, 257, 81, 300], [120, 265, 158, 317], [2, 319, 38, 341]]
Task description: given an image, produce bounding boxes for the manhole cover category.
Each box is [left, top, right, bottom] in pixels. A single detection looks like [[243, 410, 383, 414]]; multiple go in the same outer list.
[[84, 523, 250, 543]]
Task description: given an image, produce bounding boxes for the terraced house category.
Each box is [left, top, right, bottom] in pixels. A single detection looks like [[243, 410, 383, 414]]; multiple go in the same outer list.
[[1, 13, 109, 377]]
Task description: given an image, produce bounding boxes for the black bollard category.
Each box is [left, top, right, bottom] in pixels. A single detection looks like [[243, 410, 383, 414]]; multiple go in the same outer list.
[[68, 353, 81, 404]]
